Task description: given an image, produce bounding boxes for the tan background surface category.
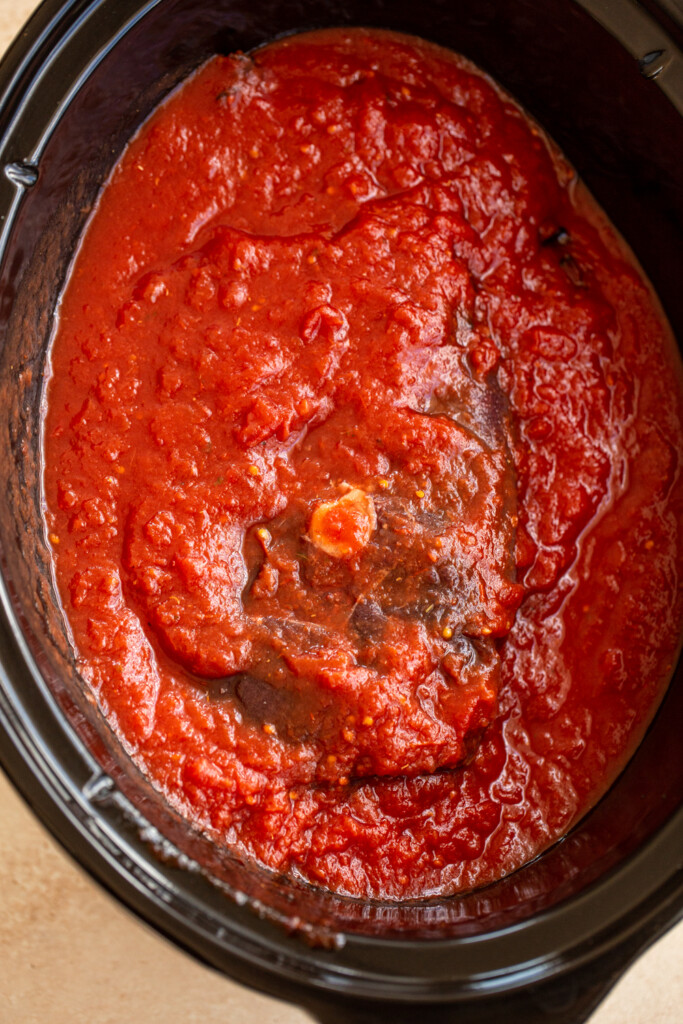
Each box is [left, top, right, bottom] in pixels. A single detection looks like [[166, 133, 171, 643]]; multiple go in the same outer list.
[[0, 0, 681, 1020]]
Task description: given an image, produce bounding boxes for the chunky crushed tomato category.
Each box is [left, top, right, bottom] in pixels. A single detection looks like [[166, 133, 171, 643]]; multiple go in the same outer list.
[[44, 29, 683, 899]]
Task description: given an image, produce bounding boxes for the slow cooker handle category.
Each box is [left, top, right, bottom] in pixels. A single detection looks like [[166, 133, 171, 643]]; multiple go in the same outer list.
[[302, 947, 648, 1024], [306, 979, 614, 1023]]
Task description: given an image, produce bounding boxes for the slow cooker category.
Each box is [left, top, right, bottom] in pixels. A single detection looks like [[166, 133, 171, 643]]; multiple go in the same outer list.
[[0, 1, 681, 1021]]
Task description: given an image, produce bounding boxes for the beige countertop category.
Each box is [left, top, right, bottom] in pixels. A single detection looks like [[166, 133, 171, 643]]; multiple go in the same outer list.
[[0, 1, 681, 1021]]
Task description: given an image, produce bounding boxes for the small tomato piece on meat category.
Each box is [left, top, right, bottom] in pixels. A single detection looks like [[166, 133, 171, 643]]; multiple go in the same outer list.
[[309, 487, 377, 559]]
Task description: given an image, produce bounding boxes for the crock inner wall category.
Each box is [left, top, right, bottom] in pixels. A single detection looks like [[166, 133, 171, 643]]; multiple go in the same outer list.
[[0, 0, 681, 950]]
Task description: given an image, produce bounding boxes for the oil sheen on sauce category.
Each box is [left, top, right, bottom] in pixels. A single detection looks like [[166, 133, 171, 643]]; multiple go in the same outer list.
[[44, 29, 683, 900]]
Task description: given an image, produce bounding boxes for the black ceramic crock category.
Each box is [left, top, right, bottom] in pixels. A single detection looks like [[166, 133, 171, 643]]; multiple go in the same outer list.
[[0, 2, 682, 1022]]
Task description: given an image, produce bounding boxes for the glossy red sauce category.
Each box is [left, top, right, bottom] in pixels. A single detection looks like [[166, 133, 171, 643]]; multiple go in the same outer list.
[[44, 29, 683, 899]]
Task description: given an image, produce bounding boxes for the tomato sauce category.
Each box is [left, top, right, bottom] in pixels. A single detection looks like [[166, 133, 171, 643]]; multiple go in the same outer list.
[[44, 29, 683, 899]]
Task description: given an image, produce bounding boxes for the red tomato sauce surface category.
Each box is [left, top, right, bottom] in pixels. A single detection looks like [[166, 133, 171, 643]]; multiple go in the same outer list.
[[44, 29, 683, 899]]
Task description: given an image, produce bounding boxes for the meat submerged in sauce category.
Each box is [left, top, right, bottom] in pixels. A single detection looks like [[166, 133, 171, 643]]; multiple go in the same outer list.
[[122, 213, 523, 784]]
